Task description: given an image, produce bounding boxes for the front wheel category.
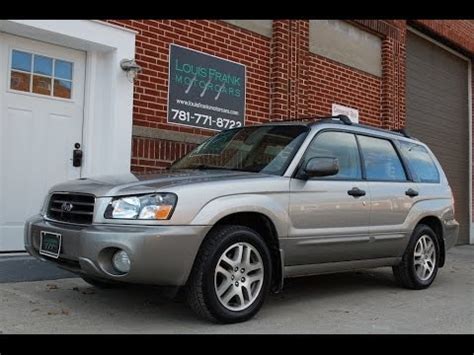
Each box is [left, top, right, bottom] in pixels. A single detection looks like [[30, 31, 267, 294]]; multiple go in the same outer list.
[[392, 224, 440, 290], [185, 225, 272, 323]]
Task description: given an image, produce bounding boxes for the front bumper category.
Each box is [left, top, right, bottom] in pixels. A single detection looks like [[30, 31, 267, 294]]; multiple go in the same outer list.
[[24, 215, 211, 286]]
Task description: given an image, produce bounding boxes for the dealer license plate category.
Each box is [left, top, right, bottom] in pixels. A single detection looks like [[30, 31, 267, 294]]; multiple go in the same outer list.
[[39, 231, 62, 259]]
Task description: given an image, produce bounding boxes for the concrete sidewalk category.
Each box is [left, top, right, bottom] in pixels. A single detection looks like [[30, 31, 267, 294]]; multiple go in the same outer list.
[[0, 246, 472, 334]]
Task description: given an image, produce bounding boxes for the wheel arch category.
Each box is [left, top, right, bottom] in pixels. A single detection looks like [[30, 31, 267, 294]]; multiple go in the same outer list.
[[190, 211, 284, 293]]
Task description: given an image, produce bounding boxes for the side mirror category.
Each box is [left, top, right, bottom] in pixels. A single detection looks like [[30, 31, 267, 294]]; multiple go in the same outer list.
[[301, 157, 339, 179]]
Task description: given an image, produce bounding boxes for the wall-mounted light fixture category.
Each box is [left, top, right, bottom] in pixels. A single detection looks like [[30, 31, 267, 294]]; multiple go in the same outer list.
[[120, 58, 142, 82]]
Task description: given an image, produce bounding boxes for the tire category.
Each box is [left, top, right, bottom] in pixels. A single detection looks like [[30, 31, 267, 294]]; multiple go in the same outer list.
[[185, 225, 272, 323], [81, 275, 123, 289], [392, 224, 440, 290]]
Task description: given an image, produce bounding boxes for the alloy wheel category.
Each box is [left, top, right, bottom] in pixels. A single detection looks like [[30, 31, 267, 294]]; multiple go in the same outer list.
[[413, 235, 436, 281], [214, 242, 264, 311]]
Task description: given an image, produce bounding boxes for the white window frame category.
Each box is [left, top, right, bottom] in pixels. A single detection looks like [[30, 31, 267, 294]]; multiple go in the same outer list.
[[8, 47, 75, 102]]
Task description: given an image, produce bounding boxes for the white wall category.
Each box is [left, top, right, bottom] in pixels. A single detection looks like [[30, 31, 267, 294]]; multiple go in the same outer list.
[[0, 20, 137, 177]]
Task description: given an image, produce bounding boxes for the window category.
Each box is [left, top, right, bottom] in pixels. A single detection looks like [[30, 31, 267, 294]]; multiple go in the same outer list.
[[304, 131, 361, 180], [396, 140, 440, 183], [358, 135, 407, 181], [10, 50, 73, 99]]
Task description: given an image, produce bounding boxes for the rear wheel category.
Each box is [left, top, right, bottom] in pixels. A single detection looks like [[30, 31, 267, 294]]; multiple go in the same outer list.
[[392, 224, 439, 289], [185, 225, 272, 323]]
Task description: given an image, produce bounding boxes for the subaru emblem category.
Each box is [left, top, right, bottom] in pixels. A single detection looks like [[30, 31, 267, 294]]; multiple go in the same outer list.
[[61, 202, 74, 212]]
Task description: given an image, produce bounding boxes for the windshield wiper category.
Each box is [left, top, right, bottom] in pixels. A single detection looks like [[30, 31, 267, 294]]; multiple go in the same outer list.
[[191, 164, 237, 170]]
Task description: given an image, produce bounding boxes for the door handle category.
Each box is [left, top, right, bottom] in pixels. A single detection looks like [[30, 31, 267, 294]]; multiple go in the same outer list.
[[347, 187, 366, 197], [73, 143, 82, 167], [405, 188, 419, 197]]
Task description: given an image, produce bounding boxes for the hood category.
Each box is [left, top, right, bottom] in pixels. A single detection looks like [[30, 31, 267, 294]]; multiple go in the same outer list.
[[48, 169, 268, 197]]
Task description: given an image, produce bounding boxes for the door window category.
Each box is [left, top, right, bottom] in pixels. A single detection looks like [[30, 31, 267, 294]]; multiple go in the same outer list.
[[303, 131, 362, 180], [10, 49, 73, 99], [358, 135, 407, 181]]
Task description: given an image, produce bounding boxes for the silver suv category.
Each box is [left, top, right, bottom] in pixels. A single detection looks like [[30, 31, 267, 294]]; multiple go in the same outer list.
[[25, 115, 459, 323]]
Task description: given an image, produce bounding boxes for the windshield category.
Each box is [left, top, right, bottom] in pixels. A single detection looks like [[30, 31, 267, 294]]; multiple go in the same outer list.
[[170, 125, 309, 175]]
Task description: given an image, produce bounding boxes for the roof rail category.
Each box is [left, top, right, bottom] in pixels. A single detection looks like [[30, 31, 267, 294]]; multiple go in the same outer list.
[[268, 114, 351, 124]]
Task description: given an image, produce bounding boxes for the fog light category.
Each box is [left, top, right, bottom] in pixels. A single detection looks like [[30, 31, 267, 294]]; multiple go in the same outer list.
[[112, 250, 131, 274]]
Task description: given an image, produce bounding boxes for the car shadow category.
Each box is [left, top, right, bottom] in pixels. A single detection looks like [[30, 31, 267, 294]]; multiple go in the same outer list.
[[53, 267, 400, 328], [61, 281, 201, 326], [270, 267, 399, 303]]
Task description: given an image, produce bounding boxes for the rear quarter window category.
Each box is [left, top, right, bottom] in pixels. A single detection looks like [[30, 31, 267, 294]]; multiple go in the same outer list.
[[396, 140, 440, 183]]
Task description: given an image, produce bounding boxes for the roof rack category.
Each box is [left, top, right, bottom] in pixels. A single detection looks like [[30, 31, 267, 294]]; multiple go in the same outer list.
[[269, 115, 416, 140], [317, 114, 353, 125], [392, 127, 410, 138]]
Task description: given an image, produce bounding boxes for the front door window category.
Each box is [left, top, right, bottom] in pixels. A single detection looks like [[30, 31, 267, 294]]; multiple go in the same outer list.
[[302, 131, 362, 180]]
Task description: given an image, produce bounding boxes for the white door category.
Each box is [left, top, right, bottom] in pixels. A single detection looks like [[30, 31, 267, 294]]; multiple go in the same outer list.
[[0, 33, 86, 251]]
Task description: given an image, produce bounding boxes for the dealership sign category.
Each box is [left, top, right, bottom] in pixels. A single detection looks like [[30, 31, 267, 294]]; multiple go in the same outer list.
[[167, 44, 246, 131]]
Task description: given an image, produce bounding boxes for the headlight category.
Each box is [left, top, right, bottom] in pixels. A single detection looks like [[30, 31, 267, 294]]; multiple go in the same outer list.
[[104, 193, 177, 220]]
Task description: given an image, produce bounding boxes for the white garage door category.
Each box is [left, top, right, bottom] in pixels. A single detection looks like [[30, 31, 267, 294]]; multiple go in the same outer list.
[[0, 33, 86, 251]]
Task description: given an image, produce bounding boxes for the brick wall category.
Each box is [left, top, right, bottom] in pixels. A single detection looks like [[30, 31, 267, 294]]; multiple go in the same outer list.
[[107, 19, 271, 132], [269, 20, 383, 126], [350, 20, 407, 130], [107, 19, 272, 172], [306, 53, 382, 127], [412, 20, 474, 55], [106, 19, 472, 174], [131, 137, 197, 173]]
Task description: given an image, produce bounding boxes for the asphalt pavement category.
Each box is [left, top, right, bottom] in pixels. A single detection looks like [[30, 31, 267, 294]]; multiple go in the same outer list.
[[0, 253, 75, 283]]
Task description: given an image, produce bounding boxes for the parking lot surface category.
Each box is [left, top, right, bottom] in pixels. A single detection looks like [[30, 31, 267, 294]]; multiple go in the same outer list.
[[0, 246, 472, 334]]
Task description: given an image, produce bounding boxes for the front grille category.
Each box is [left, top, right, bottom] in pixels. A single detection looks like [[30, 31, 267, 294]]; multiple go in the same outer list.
[[47, 193, 95, 225]]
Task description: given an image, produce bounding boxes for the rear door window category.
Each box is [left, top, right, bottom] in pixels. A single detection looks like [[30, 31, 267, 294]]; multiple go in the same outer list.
[[357, 135, 407, 181], [396, 140, 440, 183]]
